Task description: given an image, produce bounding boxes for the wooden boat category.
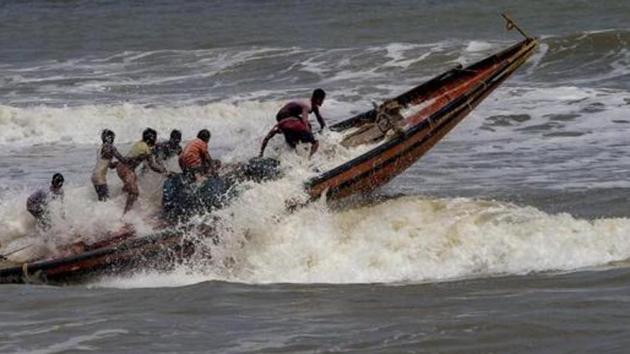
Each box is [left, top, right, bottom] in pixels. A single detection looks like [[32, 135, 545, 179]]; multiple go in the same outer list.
[[0, 15, 537, 285], [307, 18, 537, 200], [0, 227, 198, 284], [0, 157, 283, 284]]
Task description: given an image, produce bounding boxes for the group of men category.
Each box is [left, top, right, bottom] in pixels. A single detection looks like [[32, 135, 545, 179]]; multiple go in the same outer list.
[[26, 89, 327, 229], [27, 128, 218, 228]]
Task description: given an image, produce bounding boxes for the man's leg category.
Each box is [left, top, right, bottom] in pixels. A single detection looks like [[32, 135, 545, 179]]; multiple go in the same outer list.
[[118, 165, 139, 214], [124, 193, 138, 214], [123, 174, 139, 214], [33, 210, 51, 231], [94, 184, 109, 201]]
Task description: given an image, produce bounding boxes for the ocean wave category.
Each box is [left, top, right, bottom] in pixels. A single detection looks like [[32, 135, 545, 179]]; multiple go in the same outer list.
[[0, 101, 282, 148], [0, 40, 518, 106], [93, 195, 630, 287], [529, 30, 630, 86]]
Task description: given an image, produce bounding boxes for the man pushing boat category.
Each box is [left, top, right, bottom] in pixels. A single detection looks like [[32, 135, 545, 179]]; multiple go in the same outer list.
[[91, 129, 127, 201], [259, 89, 327, 158], [153, 129, 183, 166], [117, 128, 174, 214], [26, 173, 65, 230], [179, 129, 221, 181]]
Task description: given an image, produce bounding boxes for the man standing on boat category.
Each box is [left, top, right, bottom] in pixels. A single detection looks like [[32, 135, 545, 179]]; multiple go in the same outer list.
[[26, 173, 65, 230], [259, 89, 326, 158]]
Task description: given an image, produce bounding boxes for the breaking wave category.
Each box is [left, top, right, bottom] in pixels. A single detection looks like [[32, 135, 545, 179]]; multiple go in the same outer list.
[[0, 99, 361, 150], [92, 195, 630, 288], [529, 30, 630, 87], [0, 101, 280, 148]]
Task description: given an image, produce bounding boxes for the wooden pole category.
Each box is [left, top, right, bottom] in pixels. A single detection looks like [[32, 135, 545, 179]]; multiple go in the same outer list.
[[502, 13, 531, 39]]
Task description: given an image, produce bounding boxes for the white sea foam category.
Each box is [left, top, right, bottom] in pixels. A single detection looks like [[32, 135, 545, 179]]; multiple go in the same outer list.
[[234, 196, 630, 283], [0, 98, 363, 151], [454, 40, 503, 66], [464, 40, 496, 53], [2, 37, 630, 287], [92, 195, 630, 287], [0, 179, 163, 262], [380, 42, 436, 69], [0, 121, 373, 262], [0, 101, 280, 148]]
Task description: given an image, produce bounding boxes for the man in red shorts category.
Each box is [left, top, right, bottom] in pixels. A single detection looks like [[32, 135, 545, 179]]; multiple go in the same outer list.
[[260, 89, 326, 158], [259, 118, 319, 158]]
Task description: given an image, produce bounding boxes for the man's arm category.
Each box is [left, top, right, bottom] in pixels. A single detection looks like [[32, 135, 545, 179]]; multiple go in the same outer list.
[[260, 126, 280, 157], [312, 105, 325, 130], [201, 149, 213, 173], [110, 145, 127, 166], [145, 154, 168, 175]]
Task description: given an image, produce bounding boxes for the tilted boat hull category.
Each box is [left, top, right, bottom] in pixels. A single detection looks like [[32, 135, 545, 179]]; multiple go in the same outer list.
[[307, 38, 537, 200]]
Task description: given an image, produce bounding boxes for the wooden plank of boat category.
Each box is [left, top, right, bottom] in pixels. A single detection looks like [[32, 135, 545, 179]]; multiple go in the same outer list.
[[0, 229, 193, 285], [339, 100, 406, 148], [307, 34, 537, 201]]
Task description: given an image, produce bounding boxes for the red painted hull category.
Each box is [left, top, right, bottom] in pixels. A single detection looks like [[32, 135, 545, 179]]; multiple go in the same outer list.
[[0, 229, 195, 284], [307, 38, 537, 200]]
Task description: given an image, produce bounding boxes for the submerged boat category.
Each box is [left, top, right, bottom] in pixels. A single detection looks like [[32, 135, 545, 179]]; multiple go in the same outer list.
[[0, 15, 537, 285], [0, 228, 192, 284], [0, 157, 281, 284]]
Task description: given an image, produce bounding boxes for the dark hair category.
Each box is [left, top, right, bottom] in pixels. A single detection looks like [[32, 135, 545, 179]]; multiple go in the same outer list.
[[197, 129, 211, 142], [142, 128, 157, 145], [51, 173, 64, 187], [170, 129, 182, 141], [312, 88, 326, 101], [101, 129, 115, 143]]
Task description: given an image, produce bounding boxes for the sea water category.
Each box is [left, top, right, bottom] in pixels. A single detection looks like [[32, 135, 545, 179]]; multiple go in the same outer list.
[[2, 1, 630, 352]]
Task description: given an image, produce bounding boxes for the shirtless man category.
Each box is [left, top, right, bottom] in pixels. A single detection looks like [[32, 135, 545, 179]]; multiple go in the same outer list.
[[91, 129, 126, 201], [26, 173, 65, 230], [259, 89, 327, 157], [276, 88, 327, 131], [153, 129, 183, 164], [117, 128, 172, 213], [259, 119, 319, 158]]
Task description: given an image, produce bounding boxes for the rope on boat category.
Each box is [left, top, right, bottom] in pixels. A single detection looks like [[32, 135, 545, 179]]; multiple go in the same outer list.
[[0, 244, 32, 260], [22, 263, 29, 278]]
